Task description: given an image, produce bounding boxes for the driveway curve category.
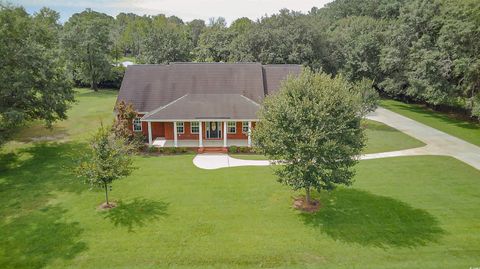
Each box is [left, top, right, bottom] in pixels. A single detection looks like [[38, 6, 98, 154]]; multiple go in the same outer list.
[[193, 107, 480, 170]]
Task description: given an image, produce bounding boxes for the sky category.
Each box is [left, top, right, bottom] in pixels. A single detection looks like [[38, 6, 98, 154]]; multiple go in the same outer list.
[[14, 0, 334, 24]]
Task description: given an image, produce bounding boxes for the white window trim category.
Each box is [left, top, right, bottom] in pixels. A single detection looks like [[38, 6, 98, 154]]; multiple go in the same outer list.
[[190, 122, 199, 134], [227, 121, 236, 134], [176, 121, 184, 134], [242, 121, 249, 134], [133, 117, 142, 132]]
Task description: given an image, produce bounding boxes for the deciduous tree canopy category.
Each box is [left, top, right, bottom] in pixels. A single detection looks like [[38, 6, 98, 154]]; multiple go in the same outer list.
[[62, 9, 114, 90], [253, 69, 366, 204], [0, 5, 73, 137]]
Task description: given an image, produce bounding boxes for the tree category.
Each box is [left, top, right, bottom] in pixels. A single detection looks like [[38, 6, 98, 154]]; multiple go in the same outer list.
[[62, 9, 114, 90], [115, 13, 150, 56], [0, 5, 73, 138], [76, 125, 136, 207], [195, 17, 233, 62], [140, 24, 192, 64], [328, 16, 387, 84], [111, 101, 144, 149], [186, 19, 206, 47], [253, 69, 366, 206], [351, 78, 379, 115]]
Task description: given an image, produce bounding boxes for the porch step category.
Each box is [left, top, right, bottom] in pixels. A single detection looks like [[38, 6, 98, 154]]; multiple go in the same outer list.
[[198, 147, 228, 154]]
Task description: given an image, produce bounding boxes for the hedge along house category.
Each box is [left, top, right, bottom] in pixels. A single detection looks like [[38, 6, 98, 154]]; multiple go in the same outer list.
[[116, 62, 301, 152]]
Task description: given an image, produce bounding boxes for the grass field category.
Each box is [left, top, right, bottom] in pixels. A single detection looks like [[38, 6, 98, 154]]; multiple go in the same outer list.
[[1, 149, 479, 268], [1, 89, 479, 268], [381, 99, 480, 147]]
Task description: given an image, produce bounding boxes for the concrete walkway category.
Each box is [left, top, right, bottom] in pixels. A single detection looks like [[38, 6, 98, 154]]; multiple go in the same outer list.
[[193, 107, 480, 170], [193, 154, 271, 170]]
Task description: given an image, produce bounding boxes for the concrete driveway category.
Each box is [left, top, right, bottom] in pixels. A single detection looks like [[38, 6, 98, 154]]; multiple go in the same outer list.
[[366, 107, 480, 170], [193, 107, 480, 170]]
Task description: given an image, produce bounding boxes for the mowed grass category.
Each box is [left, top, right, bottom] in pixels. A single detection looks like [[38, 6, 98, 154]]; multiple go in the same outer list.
[[381, 99, 480, 147], [7, 88, 118, 148], [1, 148, 480, 268], [1, 89, 479, 268], [362, 119, 425, 153]]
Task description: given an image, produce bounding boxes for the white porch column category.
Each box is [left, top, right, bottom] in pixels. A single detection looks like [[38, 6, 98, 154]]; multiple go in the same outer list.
[[223, 121, 227, 147], [173, 121, 178, 147], [198, 121, 203, 147], [247, 121, 252, 147], [148, 121, 153, 146]]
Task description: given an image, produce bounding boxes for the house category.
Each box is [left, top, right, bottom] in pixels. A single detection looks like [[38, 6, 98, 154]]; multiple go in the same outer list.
[[116, 62, 301, 151]]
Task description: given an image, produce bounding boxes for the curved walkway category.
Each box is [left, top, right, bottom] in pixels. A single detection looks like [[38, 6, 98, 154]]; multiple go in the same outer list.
[[193, 107, 480, 170], [193, 154, 272, 170]]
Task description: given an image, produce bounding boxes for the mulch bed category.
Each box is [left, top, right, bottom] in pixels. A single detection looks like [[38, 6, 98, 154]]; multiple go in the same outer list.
[[97, 201, 118, 210], [293, 196, 321, 213]]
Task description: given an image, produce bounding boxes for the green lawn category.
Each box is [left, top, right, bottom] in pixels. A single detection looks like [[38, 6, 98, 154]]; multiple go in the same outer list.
[[1, 148, 479, 268], [381, 99, 480, 147], [4, 88, 118, 152], [1, 89, 479, 268], [362, 119, 425, 153]]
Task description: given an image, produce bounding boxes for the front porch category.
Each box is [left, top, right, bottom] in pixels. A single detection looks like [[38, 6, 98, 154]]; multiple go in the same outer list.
[[141, 120, 256, 148], [152, 138, 249, 148]]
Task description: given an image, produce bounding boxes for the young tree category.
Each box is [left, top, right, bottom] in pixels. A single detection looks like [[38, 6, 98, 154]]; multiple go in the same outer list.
[[0, 5, 73, 139], [76, 125, 135, 207], [253, 69, 366, 206], [62, 9, 114, 90]]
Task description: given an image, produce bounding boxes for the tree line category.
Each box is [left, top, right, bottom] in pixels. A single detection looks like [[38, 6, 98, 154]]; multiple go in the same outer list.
[[1, 0, 479, 136]]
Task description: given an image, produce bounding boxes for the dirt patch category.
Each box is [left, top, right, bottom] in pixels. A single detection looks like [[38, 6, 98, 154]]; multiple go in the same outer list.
[[293, 196, 320, 213], [97, 201, 118, 210]]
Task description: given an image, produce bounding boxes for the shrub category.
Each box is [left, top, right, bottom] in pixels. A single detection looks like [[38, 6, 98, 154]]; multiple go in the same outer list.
[[176, 147, 189, 153], [147, 146, 156, 153], [229, 146, 239, 153]]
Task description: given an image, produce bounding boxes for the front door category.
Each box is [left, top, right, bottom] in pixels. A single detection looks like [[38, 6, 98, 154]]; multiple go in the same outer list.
[[206, 122, 222, 139]]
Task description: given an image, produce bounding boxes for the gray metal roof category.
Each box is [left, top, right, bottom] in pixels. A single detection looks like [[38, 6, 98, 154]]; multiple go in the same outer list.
[[142, 94, 260, 121], [117, 62, 302, 113]]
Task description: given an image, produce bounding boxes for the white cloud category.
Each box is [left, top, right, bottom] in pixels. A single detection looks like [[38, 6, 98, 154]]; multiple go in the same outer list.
[[15, 0, 333, 23]]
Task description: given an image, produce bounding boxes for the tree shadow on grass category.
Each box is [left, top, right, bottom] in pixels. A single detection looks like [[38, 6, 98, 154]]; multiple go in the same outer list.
[[0, 206, 87, 269], [301, 188, 444, 248], [103, 198, 169, 232], [0, 142, 87, 217], [0, 143, 89, 268]]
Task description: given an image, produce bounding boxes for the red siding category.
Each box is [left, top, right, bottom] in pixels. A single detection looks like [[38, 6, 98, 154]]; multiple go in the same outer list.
[[151, 122, 165, 138], [127, 113, 148, 137], [227, 122, 248, 139], [165, 122, 174, 139], [178, 122, 200, 140]]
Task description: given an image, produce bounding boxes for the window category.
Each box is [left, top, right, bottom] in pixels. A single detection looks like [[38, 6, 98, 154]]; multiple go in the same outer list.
[[176, 122, 184, 134], [227, 121, 236, 134], [191, 122, 199, 134], [242, 121, 249, 134], [133, 118, 142, 132]]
